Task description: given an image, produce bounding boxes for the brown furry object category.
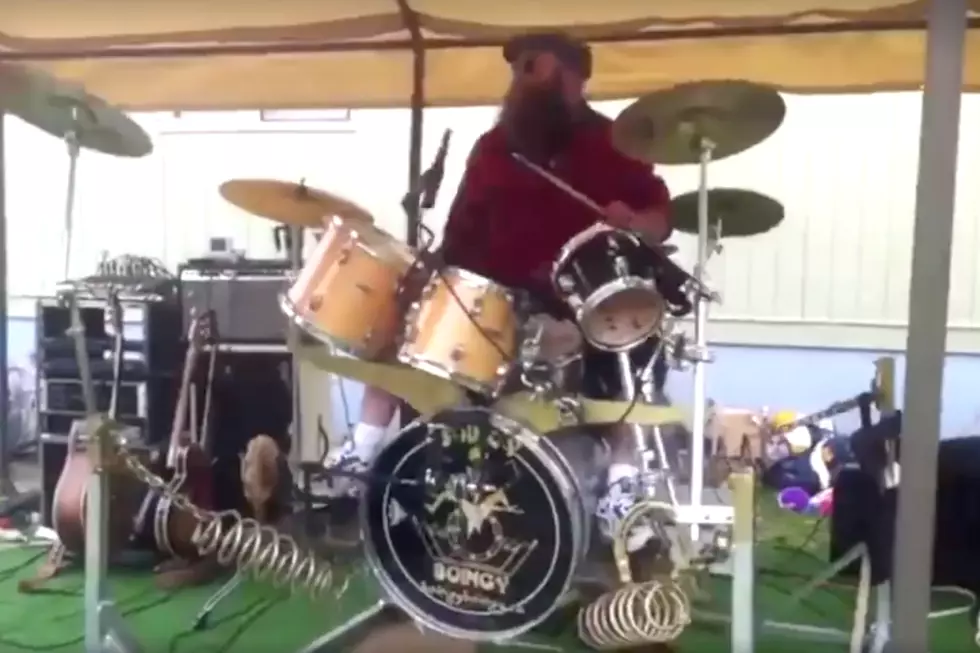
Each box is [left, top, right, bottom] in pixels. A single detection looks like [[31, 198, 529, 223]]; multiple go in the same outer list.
[[241, 434, 281, 522]]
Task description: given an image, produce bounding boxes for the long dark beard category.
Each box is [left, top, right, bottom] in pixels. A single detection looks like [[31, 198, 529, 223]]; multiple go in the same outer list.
[[498, 80, 575, 163]]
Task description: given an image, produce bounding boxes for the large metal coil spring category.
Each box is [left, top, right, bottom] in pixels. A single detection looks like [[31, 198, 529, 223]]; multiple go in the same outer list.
[[192, 512, 336, 598], [577, 579, 692, 650]]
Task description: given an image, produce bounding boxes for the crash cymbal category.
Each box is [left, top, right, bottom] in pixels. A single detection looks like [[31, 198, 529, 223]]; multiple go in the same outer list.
[[612, 80, 786, 165], [670, 188, 784, 238], [219, 179, 373, 229], [0, 63, 152, 158]]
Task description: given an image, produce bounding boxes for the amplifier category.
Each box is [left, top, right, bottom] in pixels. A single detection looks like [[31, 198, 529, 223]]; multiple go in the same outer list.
[[36, 296, 183, 374], [40, 378, 147, 418], [179, 260, 292, 344]]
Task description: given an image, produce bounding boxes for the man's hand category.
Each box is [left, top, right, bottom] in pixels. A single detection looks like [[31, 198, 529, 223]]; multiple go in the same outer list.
[[603, 201, 637, 229], [604, 201, 670, 242]]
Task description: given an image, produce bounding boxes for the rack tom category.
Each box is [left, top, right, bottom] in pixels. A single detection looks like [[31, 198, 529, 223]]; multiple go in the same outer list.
[[552, 224, 667, 352], [398, 268, 520, 396], [281, 216, 417, 360]]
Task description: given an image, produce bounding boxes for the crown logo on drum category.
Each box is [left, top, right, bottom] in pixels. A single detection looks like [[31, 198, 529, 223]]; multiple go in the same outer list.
[[415, 505, 538, 598]]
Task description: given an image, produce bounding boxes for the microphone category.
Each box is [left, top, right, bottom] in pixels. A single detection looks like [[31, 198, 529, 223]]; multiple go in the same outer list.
[[420, 129, 452, 210]]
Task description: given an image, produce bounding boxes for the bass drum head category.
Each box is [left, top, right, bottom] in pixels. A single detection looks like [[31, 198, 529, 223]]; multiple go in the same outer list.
[[362, 407, 582, 641]]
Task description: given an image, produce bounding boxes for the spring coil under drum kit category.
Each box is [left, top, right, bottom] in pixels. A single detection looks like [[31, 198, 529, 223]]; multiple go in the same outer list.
[[578, 580, 692, 649], [119, 446, 337, 598]]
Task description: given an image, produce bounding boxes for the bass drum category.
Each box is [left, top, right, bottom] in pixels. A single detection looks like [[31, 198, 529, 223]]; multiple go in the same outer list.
[[362, 407, 605, 642]]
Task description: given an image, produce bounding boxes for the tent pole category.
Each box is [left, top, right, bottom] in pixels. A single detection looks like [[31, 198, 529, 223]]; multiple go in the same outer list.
[[888, 0, 967, 650], [0, 112, 14, 498], [397, 0, 425, 248]]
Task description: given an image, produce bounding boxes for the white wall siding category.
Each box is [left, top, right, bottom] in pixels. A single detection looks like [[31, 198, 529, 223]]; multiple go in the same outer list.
[[5, 94, 980, 351]]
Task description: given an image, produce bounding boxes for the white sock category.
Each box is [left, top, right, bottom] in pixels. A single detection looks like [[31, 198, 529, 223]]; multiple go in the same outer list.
[[351, 423, 387, 459], [608, 463, 640, 487]]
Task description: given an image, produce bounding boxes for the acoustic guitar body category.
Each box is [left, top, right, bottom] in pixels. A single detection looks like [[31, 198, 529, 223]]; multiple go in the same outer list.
[[51, 448, 152, 556]]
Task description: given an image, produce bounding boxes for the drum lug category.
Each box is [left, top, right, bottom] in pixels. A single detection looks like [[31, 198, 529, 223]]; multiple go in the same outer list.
[[471, 295, 485, 316], [402, 302, 421, 343], [450, 346, 466, 363], [362, 327, 375, 348], [556, 274, 576, 296], [338, 242, 354, 264], [614, 256, 629, 277]]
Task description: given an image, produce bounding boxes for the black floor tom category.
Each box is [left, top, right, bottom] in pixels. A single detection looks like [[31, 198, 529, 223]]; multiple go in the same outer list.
[[552, 224, 685, 352], [361, 407, 604, 641]]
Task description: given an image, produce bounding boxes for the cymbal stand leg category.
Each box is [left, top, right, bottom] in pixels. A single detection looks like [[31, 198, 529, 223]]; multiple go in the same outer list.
[[287, 225, 306, 463], [73, 295, 141, 652], [689, 137, 715, 543], [62, 110, 82, 281], [616, 352, 679, 506]]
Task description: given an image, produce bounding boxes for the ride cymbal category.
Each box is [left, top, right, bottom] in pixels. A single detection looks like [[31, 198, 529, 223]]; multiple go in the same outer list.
[[670, 188, 784, 238], [0, 63, 152, 158], [219, 179, 374, 229], [612, 80, 786, 165]]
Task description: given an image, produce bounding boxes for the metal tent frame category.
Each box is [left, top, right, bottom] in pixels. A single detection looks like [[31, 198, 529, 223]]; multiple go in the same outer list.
[[0, 0, 969, 648]]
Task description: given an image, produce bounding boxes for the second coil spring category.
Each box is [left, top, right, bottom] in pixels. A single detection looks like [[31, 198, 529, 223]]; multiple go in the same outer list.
[[193, 512, 335, 597], [577, 579, 691, 650]]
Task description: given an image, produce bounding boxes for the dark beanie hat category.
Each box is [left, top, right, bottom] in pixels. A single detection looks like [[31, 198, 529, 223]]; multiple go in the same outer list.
[[503, 31, 593, 80]]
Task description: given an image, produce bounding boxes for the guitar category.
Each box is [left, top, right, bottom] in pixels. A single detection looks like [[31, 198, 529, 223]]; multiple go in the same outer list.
[[50, 292, 147, 555], [131, 312, 217, 560]]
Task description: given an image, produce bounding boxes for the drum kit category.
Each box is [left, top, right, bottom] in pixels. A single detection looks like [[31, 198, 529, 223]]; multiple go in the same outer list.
[[2, 59, 791, 650], [271, 80, 789, 648]]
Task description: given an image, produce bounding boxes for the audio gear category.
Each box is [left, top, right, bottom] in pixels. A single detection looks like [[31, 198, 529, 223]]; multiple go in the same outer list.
[[179, 258, 292, 344]]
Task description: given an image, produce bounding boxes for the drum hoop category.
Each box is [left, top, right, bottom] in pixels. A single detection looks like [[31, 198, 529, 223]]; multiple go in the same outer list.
[[395, 351, 509, 396], [279, 293, 373, 358], [440, 266, 516, 300], [576, 277, 663, 352], [550, 223, 621, 291], [360, 407, 587, 640]]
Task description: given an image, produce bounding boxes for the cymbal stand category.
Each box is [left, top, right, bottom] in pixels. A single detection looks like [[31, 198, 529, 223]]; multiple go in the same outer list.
[[62, 104, 87, 281], [70, 294, 142, 653], [688, 136, 715, 543], [617, 349, 680, 508]]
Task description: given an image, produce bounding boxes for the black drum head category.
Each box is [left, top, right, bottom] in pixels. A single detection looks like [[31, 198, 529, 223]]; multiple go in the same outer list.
[[362, 407, 577, 640]]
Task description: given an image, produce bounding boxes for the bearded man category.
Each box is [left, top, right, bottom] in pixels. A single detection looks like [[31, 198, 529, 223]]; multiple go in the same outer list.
[[325, 32, 673, 552]]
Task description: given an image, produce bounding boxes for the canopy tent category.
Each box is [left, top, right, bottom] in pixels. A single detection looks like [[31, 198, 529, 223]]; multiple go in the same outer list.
[[0, 1, 972, 651], [0, 0, 978, 109]]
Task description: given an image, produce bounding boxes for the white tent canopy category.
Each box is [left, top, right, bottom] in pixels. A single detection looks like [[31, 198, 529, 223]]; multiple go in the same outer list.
[[0, 0, 977, 109]]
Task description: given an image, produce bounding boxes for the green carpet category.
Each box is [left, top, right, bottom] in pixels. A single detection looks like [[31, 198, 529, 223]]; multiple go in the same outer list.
[[0, 499, 973, 652]]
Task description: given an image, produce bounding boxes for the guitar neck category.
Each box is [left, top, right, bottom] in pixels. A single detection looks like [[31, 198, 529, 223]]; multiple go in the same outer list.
[[107, 295, 125, 421], [167, 322, 204, 464], [197, 339, 220, 455]]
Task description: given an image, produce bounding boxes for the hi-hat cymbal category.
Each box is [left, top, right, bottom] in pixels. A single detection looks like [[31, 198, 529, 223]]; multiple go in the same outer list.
[[219, 179, 374, 229], [612, 80, 786, 165], [670, 188, 784, 238], [0, 63, 152, 158]]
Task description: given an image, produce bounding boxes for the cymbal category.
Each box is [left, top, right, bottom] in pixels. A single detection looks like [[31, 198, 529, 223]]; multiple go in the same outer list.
[[219, 179, 373, 229], [670, 188, 784, 238], [612, 80, 786, 165], [0, 63, 152, 158]]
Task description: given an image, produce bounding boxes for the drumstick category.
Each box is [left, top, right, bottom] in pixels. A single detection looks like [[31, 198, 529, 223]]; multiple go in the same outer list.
[[512, 153, 607, 217], [512, 152, 678, 256]]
